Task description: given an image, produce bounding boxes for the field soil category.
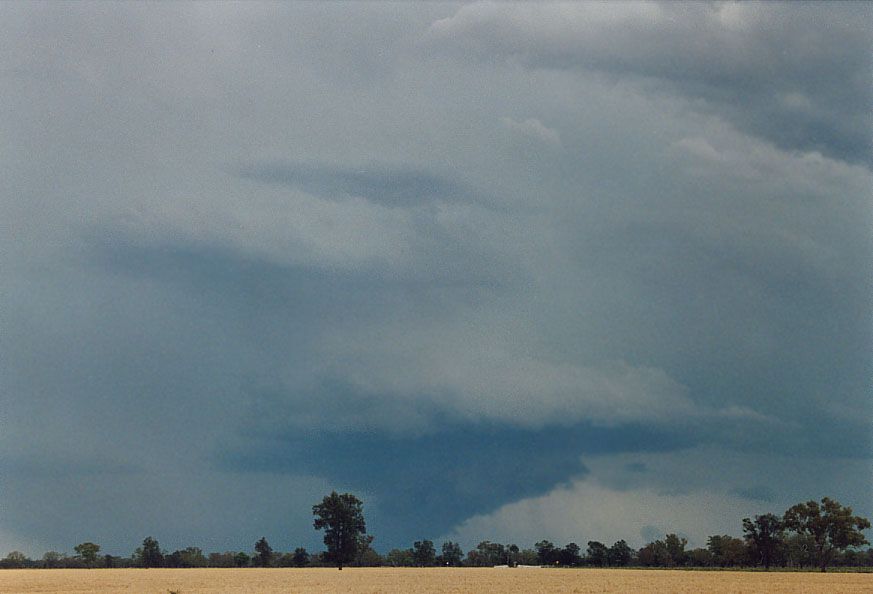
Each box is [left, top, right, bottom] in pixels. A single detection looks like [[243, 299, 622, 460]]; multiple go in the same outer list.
[[1, 567, 871, 593]]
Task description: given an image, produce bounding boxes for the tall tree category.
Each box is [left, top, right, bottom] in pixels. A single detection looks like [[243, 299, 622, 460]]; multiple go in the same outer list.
[[783, 497, 871, 572], [507, 544, 520, 566], [412, 540, 436, 566], [559, 542, 582, 567], [639, 539, 672, 567], [73, 542, 100, 567], [440, 541, 463, 566], [586, 541, 608, 567], [313, 491, 367, 570], [254, 537, 273, 568], [664, 533, 688, 567], [607, 540, 633, 567], [743, 514, 783, 570], [139, 537, 163, 568]]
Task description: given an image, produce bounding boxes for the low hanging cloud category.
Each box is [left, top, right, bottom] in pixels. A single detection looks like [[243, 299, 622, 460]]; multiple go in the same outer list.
[[442, 448, 873, 549], [444, 478, 758, 549]]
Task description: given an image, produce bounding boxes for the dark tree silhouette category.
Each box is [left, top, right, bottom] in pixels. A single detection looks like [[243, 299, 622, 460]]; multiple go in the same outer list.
[[139, 537, 163, 568], [743, 514, 783, 570], [254, 537, 273, 567], [313, 491, 366, 570], [412, 540, 436, 566], [440, 541, 463, 566], [292, 547, 310, 567]]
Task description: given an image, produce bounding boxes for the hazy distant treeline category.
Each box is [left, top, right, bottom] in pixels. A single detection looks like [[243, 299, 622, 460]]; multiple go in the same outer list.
[[2, 497, 869, 572]]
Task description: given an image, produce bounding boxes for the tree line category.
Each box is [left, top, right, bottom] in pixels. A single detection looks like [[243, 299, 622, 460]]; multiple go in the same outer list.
[[2, 495, 868, 573]]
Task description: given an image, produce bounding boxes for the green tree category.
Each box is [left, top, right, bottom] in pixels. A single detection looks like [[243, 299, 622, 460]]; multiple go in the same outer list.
[[412, 539, 436, 566], [233, 551, 250, 567], [559, 542, 581, 567], [182, 547, 207, 567], [355, 535, 383, 566], [440, 541, 463, 566], [254, 537, 273, 567], [164, 550, 184, 568], [607, 540, 633, 567], [688, 548, 713, 567], [742, 513, 783, 570], [783, 497, 871, 572], [138, 537, 163, 568], [534, 540, 558, 565], [0, 551, 29, 569], [42, 551, 63, 569], [664, 533, 688, 567], [586, 541, 608, 567], [706, 534, 746, 567], [74, 542, 100, 567], [476, 541, 506, 566], [507, 544, 520, 566], [313, 491, 367, 570], [385, 548, 413, 566], [638, 539, 670, 567], [784, 531, 814, 569], [292, 547, 310, 567], [517, 548, 540, 566], [207, 552, 236, 567]]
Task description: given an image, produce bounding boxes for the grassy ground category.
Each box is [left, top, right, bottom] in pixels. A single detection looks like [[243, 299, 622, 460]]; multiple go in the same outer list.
[[2, 567, 873, 593]]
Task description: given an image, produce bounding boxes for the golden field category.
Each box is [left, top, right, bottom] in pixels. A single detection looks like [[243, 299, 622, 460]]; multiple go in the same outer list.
[[1, 567, 871, 594]]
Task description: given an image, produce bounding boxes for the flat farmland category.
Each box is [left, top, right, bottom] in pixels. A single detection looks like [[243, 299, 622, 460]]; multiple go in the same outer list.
[[1, 568, 872, 594]]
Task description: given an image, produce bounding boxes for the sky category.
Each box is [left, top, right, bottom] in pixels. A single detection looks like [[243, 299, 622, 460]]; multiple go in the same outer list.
[[2, 1, 871, 557]]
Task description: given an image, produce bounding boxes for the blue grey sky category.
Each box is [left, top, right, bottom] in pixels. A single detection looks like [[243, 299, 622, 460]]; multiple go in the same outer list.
[[2, 2, 871, 556]]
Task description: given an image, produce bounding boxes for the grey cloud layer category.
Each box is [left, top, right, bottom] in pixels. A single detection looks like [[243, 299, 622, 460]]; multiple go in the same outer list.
[[425, 1, 873, 164], [2, 1, 870, 553]]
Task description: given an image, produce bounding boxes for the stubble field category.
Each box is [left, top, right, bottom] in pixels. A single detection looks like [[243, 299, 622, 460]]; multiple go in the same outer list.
[[1, 567, 871, 593]]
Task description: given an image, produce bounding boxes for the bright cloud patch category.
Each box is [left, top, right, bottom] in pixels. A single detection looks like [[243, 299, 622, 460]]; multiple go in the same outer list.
[[443, 448, 873, 549]]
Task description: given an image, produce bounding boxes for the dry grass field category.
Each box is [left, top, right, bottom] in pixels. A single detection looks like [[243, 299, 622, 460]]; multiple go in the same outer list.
[[1, 567, 871, 594]]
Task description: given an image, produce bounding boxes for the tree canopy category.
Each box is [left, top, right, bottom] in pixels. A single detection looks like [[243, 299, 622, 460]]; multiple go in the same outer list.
[[312, 491, 367, 570], [743, 513, 783, 570], [73, 542, 100, 567], [138, 537, 163, 568], [783, 497, 870, 572]]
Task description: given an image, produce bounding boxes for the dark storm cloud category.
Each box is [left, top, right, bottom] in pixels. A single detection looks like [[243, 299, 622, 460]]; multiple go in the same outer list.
[[219, 421, 696, 546], [425, 2, 873, 164], [2, 1, 871, 554]]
